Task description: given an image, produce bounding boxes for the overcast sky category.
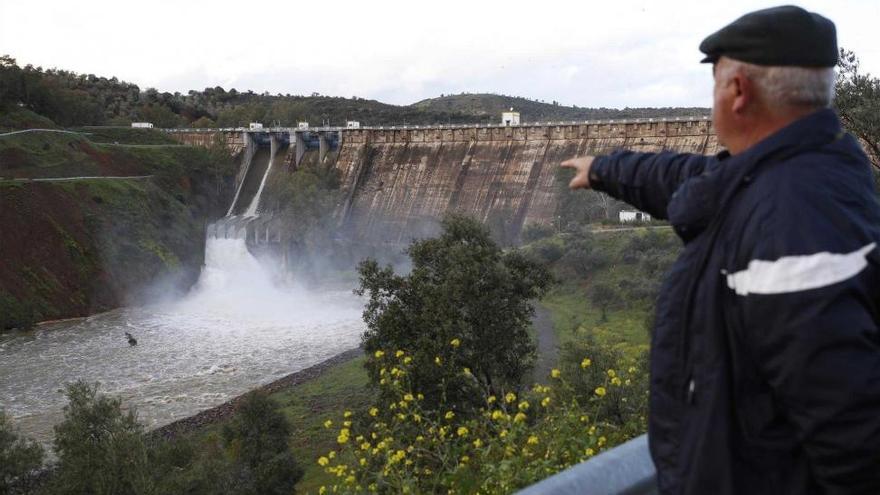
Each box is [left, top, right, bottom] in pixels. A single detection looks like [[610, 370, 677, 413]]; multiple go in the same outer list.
[[2, 0, 878, 109]]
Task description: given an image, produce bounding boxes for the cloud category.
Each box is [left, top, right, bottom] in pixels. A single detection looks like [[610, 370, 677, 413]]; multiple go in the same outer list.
[[1, 0, 877, 108]]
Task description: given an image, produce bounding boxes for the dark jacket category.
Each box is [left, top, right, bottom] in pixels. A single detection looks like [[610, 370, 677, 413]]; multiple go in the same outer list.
[[590, 109, 880, 495]]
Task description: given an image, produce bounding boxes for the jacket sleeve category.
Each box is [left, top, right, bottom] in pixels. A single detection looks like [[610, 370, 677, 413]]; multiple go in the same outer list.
[[590, 150, 713, 220], [732, 207, 880, 492]]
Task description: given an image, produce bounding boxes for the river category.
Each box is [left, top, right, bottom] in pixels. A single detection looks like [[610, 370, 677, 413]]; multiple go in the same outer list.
[[0, 235, 366, 447]]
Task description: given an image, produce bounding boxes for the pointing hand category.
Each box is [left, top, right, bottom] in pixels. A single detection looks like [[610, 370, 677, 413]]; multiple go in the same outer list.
[[560, 156, 596, 190]]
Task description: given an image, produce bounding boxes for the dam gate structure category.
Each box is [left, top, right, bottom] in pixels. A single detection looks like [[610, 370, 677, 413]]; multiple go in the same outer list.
[[165, 118, 720, 247]]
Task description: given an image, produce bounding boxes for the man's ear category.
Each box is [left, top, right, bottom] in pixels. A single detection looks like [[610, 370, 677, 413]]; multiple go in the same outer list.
[[731, 73, 751, 115]]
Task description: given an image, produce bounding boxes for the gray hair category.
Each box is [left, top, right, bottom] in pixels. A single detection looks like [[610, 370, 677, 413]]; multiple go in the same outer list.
[[717, 58, 835, 111]]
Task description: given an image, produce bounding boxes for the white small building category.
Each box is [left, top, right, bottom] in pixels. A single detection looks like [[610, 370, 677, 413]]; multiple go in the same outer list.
[[131, 122, 153, 128], [249, 122, 263, 130], [501, 108, 520, 126], [297, 122, 310, 130], [619, 210, 652, 223], [346, 121, 361, 129]]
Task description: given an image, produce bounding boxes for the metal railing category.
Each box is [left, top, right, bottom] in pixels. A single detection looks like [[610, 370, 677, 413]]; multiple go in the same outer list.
[[515, 434, 657, 495]]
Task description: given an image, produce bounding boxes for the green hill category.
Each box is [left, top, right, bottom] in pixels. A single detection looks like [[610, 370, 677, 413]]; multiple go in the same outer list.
[[411, 93, 710, 123]]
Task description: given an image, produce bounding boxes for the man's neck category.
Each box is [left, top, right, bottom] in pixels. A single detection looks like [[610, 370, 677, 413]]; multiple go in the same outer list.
[[728, 107, 819, 155]]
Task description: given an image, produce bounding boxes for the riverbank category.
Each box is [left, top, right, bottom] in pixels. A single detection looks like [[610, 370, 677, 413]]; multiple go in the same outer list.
[[149, 347, 364, 441]]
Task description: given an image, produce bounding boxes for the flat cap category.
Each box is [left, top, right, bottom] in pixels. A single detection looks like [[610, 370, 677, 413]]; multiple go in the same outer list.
[[699, 5, 837, 67]]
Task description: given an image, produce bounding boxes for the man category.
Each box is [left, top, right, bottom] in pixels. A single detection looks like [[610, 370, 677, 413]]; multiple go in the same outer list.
[[562, 6, 880, 495]]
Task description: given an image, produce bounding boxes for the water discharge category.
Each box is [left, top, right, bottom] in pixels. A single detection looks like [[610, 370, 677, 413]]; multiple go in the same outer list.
[[0, 234, 365, 447]]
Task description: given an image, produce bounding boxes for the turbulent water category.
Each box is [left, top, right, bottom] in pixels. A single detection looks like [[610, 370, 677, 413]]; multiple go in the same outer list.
[[0, 236, 365, 446]]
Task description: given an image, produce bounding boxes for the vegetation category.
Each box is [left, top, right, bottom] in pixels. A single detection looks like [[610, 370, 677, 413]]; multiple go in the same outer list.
[[50, 381, 151, 495], [220, 392, 304, 495], [0, 55, 709, 130], [412, 93, 709, 123], [356, 215, 553, 412], [316, 348, 647, 494], [0, 410, 44, 493], [836, 49, 880, 169]]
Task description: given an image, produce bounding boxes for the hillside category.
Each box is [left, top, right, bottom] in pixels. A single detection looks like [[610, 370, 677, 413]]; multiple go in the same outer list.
[[412, 93, 710, 122], [0, 128, 235, 330], [0, 56, 708, 129]]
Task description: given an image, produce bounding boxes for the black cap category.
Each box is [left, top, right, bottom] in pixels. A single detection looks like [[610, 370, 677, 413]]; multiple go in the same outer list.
[[699, 5, 838, 67]]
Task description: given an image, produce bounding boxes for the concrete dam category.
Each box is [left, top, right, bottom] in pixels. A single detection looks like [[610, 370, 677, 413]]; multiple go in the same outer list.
[[168, 119, 720, 246]]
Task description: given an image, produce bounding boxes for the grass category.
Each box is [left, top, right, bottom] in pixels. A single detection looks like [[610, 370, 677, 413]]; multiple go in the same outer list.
[[75, 126, 178, 145], [0, 107, 58, 132]]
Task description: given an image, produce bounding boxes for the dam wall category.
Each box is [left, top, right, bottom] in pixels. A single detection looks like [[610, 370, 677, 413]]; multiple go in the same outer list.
[[164, 119, 720, 246], [332, 120, 719, 244]]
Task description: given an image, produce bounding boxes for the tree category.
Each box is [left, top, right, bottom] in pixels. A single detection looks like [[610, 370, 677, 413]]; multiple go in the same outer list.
[[590, 282, 618, 323], [836, 48, 880, 169], [221, 392, 303, 495], [0, 410, 44, 493], [51, 381, 152, 495], [356, 215, 553, 412]]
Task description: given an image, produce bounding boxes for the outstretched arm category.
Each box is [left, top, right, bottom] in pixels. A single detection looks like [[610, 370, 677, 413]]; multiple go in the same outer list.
[[561, 151, 714, 220]]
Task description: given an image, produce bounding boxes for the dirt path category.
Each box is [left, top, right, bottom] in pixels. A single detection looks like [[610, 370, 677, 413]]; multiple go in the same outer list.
[[532, 304, 558, 384]]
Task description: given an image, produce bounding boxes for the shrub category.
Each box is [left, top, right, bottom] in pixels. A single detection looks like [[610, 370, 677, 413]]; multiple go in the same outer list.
[[356, 215, 553, 412], [221, 391, 304, 495], [0, 410, 44, 493], [51, 381, 152, 495], [521, 224, 555, 244], [315, 348, 644, 494]]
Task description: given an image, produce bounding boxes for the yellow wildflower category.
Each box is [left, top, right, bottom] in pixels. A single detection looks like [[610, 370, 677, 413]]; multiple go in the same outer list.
[[628, 366, 637, 373], [445, 411, 455, 420], [595, 386, 607, 397], [473, 438, 483, 448], [404, 393, 414, 402], [369, 407, 378, 417], [374, 350, 385, 359], [513, 412, 527, 423], [581, 357, 592, 369], [460, 455, 470, 464], [324, 420, 333, 429], [499, 429, 508, 438], [611, 377, 622, 386], [360, 442, 371, 451], [344, 410, 352, 418], [395, 350, 405, 358], [319, 486, 327, 495], [491, 410, 504, 420], [359, 458, 367, 466], [598, 436, 607, 447], [551, 368, 561, 379], [403, 356, 412, 364], [456, 426, 469, 437], [463, 367, 471, 375], [450, 338, 461, 348], [318, 456, 329, 466], [527, 435, 539, 445], [518, 401, 530, 411], [488, 395, 497, 404], [505, 392, 517, 403], [607, 369, 616, 378], [585, 448, 595, 456], [541, 397, 551, 407], [435, 356, 442, 365], [417, 393, 424, 400]]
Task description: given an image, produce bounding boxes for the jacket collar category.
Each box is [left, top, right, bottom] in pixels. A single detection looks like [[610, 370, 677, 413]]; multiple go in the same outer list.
[[667, 108, 843, 242]]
